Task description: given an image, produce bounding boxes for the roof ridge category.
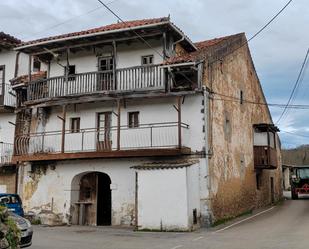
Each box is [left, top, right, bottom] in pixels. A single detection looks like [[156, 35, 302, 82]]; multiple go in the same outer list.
[[19, 17, 169, 47], [0, 31, 21, 45]]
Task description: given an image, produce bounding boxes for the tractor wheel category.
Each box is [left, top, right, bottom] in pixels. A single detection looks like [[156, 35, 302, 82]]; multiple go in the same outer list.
[[291, 189, 298, 200]]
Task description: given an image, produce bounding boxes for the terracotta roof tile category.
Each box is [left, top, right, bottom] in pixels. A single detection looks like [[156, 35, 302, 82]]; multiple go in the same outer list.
[[20, 17, 169, 47], [0, 32, 21, 48], [165, 33, 244, 64], [11, 71, 47, 85]]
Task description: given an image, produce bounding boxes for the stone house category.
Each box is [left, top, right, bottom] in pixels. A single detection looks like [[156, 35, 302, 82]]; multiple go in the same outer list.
[[3, 17, 283, 230]]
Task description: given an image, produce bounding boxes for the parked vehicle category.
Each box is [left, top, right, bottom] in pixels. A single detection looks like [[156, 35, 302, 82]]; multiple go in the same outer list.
[[290, 166, 309, 199], [0, 194, 24, 216], [9, 212, 33, 248]]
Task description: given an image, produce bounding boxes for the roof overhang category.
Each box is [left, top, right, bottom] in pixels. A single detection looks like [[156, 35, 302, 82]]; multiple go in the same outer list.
[[15, 21, 197, 55], [253, 123, 280, 133]]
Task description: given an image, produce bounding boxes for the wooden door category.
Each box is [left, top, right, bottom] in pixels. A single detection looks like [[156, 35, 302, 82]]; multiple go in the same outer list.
[[270, 177, 275, 203], [96, 112, 112, 151], [97, 57, 114, 91]]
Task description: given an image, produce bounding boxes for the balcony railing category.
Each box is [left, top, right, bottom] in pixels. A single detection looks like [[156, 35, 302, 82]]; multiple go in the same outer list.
[[254, 146, 278, 170], [27, 64, 166, 102], [0, 84, 16, 108], [0, 142, 14, 165], [14, 122, 190, 156]]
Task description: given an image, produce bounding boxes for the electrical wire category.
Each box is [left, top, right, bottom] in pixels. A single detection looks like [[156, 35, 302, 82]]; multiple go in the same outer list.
[[212, 91, 309, 109], [22, 0, 119, 41], [210, 0, 293, 64], [96, 0, 164, 58], [276, 48, 309, 124]]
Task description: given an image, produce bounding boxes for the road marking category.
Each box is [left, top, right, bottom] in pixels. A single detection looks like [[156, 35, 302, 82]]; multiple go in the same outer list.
[[170, 245, 184, 249], [214, 206, 275, 233], [192, 236, 204, 241]]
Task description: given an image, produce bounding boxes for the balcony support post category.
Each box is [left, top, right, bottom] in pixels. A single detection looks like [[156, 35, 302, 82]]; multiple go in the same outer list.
[[28, 54, 32, 83], [177, 96, 182, 149], [117, 99, 121, 150], [112, 41, 117, 90], [61, 105, 67, 153], [65, 48, 70, 95]]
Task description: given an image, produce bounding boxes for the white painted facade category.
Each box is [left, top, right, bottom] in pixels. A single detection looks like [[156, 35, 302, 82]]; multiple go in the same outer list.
[[16, 34, 210, 230], [27, 95, 204, 154], [136, 163, 200, 231], [48, 39, 163, 78]]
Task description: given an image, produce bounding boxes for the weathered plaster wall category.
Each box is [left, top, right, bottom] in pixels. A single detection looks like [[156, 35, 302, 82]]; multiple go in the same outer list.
[[204, 36, 282, 221], [0, 171, 16, 193]]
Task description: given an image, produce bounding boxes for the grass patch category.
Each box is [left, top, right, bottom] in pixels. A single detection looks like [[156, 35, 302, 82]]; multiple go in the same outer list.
[[212, 209, 253, 227]]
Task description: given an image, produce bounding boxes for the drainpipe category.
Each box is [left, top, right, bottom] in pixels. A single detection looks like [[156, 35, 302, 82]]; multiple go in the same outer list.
[[203, 86, 212, 226]]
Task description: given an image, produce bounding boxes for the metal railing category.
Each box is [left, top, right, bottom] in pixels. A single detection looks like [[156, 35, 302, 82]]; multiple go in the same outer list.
[[14, 122, 190, 156], [0, 142, 14, 164], [0, 84, 16, 107], [27, 64, 165, 101]]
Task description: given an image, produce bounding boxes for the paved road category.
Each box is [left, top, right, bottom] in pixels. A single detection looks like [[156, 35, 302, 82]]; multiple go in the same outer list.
[[31, 197, 309, 249]]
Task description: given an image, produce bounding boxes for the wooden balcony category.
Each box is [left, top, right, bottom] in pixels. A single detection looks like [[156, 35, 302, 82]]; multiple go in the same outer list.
[[13, 122, 191, 162], [254, 146, 278, 170], [26, 63, 200, 106], [0, 84, 16, 112], [0, 142, 14, 165]]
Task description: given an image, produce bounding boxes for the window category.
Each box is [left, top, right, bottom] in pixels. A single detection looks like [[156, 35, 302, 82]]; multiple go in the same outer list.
[[240, 90, 244, 104], [65, 65, 76, 81], [256, 173, 262, 190], [70, 117, 80, 133], [33, 58, 41, 72], [141, 55, 154, 66], [99, 57, 113, 71], [128, 112, 139, 128]]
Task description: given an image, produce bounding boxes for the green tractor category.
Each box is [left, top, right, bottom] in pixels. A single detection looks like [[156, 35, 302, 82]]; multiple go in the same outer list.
[[291, 166, 309, 200]]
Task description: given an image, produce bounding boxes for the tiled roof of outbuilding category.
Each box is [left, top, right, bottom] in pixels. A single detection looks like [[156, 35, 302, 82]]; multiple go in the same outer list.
[[0, 32, 21, 48], [165, 33, 244, 64]]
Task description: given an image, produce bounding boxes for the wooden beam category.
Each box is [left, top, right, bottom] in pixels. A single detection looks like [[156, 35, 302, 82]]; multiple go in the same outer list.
[[112, 40, 117, 90], [30, 32, 163, 56], [14, 52, 20, 78], [177, 96, 182, 149], [13, 147, 191, 163], [28, 55, 32, 82], [23, 90, 201, 108], [162, 32, 167, 59], [117, 99, 121, 150], [61, 105, 67, 153]]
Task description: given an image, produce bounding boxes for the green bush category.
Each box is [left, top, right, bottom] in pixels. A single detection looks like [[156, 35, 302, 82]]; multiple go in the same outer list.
[[0, 206, 20, 249]]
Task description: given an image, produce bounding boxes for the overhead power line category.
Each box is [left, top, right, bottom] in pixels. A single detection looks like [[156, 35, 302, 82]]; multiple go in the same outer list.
[[212, 91, 309, 109], [281, 130, 309, 138], [276, 48, 309, 124], [210, 0, 293, 64], [22, 0, 119, 41], [96, 0, 164, 58]]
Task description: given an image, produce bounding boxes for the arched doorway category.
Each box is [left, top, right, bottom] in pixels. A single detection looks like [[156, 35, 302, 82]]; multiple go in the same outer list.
[[71, 172, 111, 226]]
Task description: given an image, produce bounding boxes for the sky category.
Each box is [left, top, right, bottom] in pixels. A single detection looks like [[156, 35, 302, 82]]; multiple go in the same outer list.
[[0, 0, 308, 149]]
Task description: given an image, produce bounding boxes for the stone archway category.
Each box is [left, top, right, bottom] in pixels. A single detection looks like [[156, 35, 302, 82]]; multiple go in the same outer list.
[[70, 171, 111, 226]]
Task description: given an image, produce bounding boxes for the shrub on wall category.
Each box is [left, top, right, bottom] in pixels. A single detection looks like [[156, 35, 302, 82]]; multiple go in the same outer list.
[[0, 206, 20, 249]]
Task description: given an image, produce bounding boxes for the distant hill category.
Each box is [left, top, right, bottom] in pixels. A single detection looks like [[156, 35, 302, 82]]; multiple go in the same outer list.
[[282, 145, 309, 166]]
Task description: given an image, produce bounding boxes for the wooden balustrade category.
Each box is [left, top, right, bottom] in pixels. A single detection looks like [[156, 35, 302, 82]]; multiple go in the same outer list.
[[254, 146, 278, 169], [0, 142, 14, 165], [14, 122, 190, 156], [27, 64, 165, 101], [0, 84, 16, 107]]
